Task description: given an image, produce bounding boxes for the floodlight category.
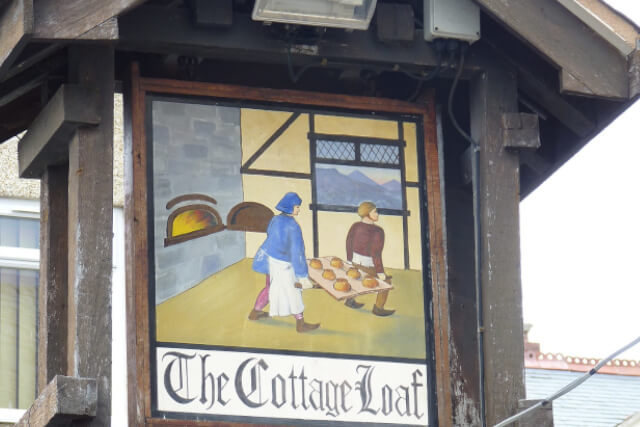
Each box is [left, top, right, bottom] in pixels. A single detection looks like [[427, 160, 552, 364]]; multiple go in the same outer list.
[[252, 0, 378, 30]]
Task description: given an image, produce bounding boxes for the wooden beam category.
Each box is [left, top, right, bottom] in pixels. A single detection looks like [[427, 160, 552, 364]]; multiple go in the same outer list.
[[33, 0, 146, 40], [502, 113, 541, 150], [519, 151, 553, 177], [470, 63, 525, 425], [0, 50, 66, 108], [0, 0, 34, 79], [557, 0, 634, 56], [118, 5, 455, 69], [483, 39, 596, 138], [517, 68, 595, 138], [15, 375, 97, 427], [0, 72, 47, 108], [17, 84, 100, 178], [0, 87, 40, 142], [77, 16, 119, 40], [38, 165, 69, 393], [630, 49, 640, 99], [66, 45, 114, 426], [473, 0, 629, 99]]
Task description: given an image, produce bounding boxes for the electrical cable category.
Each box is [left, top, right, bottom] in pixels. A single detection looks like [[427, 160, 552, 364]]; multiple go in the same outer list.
[[447, 44, 476, 149], [446, 43, 486, 427], [406, 47, 444, 101], [493, 335, 640, 427]]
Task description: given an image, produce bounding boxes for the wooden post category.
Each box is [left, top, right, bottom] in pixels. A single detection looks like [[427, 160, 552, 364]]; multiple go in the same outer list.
[[470, 64, 525, 425], [16, 376, 97, 427], [66, 45, 114, 425], [37, 164, 68, 393]]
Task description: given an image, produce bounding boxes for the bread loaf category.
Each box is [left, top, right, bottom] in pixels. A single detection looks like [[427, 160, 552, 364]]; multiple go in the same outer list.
[[346, 268, 361, 279], [322, 269, 336, 281], [309, 259, 323, 269], [330, 257, 344, 268], [333, 278, 351, 292], [362, 276, 378, 288]]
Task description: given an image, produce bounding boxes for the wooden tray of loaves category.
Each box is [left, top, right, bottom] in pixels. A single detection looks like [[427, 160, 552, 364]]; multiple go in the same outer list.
[[306, 256, 393, 301]]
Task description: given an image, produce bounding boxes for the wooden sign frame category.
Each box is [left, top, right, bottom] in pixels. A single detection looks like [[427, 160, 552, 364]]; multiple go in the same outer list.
[[125, 63, 451, 427]]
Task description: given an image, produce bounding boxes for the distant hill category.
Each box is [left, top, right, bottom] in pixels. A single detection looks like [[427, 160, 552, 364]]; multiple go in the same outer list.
[[348, 170, 379, 187], [316, 167, 402, 209], [382, 179, 402, 193]]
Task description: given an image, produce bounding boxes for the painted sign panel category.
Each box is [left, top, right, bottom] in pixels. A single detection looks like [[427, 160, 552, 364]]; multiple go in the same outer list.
[[146, 94, 434, 425]]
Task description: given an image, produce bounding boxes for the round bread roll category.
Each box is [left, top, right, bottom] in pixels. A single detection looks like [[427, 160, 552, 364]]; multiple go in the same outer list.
[[322, 269, 336, 281], [309, 258, 323, 270], [330, 257, 344, 268], [346, 268, 361, 279], [362, 276, 379, 288], [333, 278, 351, 292]]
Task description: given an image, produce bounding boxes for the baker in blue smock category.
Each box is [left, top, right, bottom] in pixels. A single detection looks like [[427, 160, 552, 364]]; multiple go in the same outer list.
[[249, 192, 320, 333]]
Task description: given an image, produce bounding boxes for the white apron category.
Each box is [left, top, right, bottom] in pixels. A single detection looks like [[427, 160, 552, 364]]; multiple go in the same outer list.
[[352, 252, 374, 268], [268, 256, 304, 317]]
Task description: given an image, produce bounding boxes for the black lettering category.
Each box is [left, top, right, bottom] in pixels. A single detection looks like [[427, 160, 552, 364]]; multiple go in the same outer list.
[[218, 373, 230, 406], [340, 381, 353, 413], [289, 369, 298, 409], [325, 381, 340, 417], [309, 379, 324, 410], [162, 351, 197, 405], [272, 374, 287, 408], [411, 369, 424, 419], [395, 385, 410, 416], [199, 355, 215, 409], [235, 358, 268, 408], [299, 368, 309, 410], [355, 365, 378, 415], [381, 385, 393, 415]]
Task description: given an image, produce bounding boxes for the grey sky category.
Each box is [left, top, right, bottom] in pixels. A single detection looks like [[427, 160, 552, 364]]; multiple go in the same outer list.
[[520, 1, 640, 360]]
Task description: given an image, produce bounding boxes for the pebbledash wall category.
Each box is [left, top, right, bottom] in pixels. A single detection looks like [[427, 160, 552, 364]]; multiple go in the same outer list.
[[0, 95, 128, 426]]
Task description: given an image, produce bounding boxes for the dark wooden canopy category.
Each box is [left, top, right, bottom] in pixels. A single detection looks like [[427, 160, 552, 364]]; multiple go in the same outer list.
[[0, 0, 638, 196]]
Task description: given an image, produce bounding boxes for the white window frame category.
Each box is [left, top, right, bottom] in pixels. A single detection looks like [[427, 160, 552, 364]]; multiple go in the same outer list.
[[0, 197, 40, 423]]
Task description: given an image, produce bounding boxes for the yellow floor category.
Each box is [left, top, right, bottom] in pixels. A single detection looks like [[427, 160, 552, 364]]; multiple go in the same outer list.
[[156, 259, 427, 359]]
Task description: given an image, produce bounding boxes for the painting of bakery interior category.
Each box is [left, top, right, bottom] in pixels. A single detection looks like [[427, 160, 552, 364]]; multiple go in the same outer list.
[[152, 97, 429, 360]]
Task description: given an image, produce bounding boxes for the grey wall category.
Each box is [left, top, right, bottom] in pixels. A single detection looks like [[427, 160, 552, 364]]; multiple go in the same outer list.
[[152, 100, 244, 304]]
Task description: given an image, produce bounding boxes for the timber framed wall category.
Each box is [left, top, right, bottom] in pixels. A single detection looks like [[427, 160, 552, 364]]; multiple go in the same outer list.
[[125, 63, 450, 427]]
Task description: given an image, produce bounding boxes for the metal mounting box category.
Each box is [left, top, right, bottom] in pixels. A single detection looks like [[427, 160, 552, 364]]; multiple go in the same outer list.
[[423, 0, 481, 43]]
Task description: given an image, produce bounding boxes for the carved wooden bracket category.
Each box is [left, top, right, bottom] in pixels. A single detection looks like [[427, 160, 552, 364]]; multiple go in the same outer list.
[[18, 84, 101, 178], [15, 375, 97, 427], [502, 113, 541, 151]]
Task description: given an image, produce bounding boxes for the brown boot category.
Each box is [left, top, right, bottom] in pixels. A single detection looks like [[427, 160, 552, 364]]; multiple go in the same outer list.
[[372, 305, 395, 316], [372, 290, 395, 316], [296, 317, 320, 333], [345, 298, 364, 309], [248, 309, 268, 320]]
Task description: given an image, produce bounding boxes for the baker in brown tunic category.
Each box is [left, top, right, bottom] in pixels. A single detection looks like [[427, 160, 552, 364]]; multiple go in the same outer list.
[[344, 201, 395, 316]]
